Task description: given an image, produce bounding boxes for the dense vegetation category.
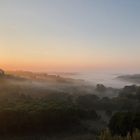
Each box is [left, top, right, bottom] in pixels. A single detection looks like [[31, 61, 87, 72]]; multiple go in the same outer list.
[[0, 71, 140, 139], [0, 97, 99, 135], [109, 112, 140, 136]]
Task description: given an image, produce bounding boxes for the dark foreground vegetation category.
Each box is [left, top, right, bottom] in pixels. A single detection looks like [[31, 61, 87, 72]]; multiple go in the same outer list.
[[0, 98, 98, 135], [0, 70, 140, 139]]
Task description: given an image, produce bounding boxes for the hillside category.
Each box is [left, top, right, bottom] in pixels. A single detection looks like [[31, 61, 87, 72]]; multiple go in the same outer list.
[[117, 74, 140, 84]]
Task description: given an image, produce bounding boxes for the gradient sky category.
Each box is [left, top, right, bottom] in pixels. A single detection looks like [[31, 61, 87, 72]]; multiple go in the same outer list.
[[0, 0, 140, 72]]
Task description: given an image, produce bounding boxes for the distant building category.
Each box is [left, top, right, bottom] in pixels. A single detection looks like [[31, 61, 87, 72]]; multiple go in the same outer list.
[[0, 69, 5, 76]]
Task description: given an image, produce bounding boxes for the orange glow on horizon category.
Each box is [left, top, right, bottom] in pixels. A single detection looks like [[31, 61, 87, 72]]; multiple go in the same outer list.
[[1, 58, 139, 72]]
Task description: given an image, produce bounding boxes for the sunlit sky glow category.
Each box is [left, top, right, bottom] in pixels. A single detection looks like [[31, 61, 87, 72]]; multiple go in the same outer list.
[[0, 0, 140, 72]]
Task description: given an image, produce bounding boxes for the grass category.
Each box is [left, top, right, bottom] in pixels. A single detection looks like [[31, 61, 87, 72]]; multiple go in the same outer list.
[[99, 129, 140, 140]]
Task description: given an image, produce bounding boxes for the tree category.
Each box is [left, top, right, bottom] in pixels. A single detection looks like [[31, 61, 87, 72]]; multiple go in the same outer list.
[[109, 112, 140, 136], [96, 84, 106, 92]]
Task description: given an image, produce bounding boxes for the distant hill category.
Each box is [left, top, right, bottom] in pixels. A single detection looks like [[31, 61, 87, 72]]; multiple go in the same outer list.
[[117, 74, 140, 84], [0, 69, 26, 81], [7, 70, 85, 84]]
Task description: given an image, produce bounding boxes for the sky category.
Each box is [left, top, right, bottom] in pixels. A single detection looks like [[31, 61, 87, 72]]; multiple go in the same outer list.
[[0, 0, 140, 72]]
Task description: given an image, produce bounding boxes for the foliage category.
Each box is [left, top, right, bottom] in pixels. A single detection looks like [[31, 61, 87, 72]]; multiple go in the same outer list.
[[109, 112, 140, 136], [0, 97, 98, 135]]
